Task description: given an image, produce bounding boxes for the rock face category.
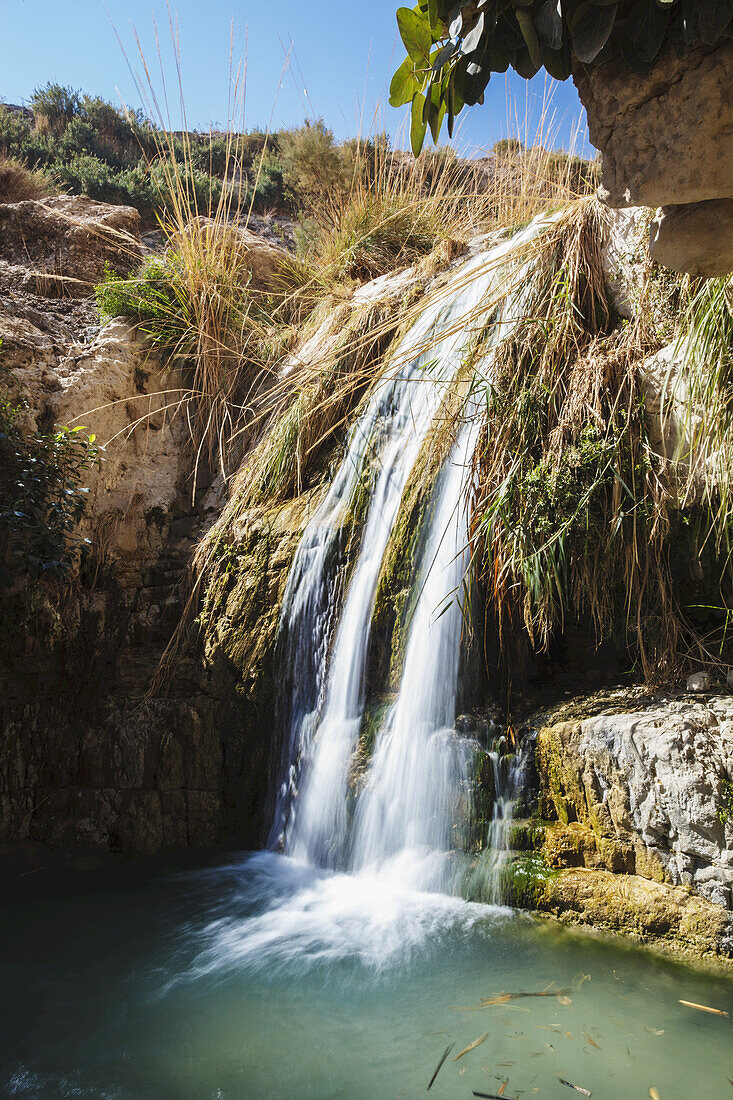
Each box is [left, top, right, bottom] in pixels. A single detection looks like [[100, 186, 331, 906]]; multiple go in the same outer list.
[[536, 696, 733, 910], [0, 195, 142, 295], [649, 199, 733, 277], [573, 42, 733, 211], [0, 195, 311, 854], [573, 40, 733, 276]]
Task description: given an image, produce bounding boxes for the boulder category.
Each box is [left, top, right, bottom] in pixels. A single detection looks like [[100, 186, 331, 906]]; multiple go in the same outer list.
[[650, 199, 733, 277], [182, 216, 293, 288], [535, 867, 733, 959], [573, 41, 733, 211], [537, 697, 733, 909], [0, 194, 142, 296]]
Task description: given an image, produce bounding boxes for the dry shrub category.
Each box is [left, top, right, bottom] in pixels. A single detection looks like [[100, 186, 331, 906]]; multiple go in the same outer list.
[[0, 155, 48, 203]]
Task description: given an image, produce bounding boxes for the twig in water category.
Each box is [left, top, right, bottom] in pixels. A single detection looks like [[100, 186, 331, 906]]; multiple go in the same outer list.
[[679, 999, 729, 1018], [472, 1092, 516, 1100], [426, 1043, 453, 1090], [454, 1032, 489, 1060], [558, 1078, 592, 1096]]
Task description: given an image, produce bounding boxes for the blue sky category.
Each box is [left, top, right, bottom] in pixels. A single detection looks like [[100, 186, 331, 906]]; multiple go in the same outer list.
[[1, 0, 592, 155]]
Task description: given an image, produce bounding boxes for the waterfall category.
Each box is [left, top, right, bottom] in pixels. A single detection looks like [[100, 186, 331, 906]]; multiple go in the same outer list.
[[481, 747, 526, 904], [272, 213, 557, 887], [347, 421, 478, 890]]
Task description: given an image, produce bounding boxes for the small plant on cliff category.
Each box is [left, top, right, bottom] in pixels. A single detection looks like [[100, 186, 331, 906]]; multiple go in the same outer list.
[[0, 397, 99, 588], [717, 777, 733, 825], [389, 1, 733, 153]]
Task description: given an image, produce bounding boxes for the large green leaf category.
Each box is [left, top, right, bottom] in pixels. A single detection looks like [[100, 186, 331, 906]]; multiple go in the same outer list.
[[396, 7, 433, 66], [410, 91, 428, 155], [516, 8, 542, 67], [697, 0, 733, 44], [462, 11, 486, 53], [534, 0, 563, 49], [455, 53, 492, 105], [570, 2, 618, 63], [541, 43, 571, 80], [389, 57, 419, 107], [513, 45, 541, 78], [626, 0, 670, 62]]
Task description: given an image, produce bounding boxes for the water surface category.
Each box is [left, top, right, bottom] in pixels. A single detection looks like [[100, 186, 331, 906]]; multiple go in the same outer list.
[[2, 850, 732, 1098]]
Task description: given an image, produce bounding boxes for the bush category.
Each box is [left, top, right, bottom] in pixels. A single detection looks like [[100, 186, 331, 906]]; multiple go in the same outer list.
[[52, 154, 154, 212], [30, 82, 81, 136], [0, 397, 98, 586], [248, 149, 287, 212], [0, 155, 49, 203], [279, 119, 347, 219], [0, 106, 33, 159]]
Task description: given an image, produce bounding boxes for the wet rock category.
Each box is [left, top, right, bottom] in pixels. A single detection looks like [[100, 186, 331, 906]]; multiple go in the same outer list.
[[535, 867, 733, 960], [536, 697, 733, 910]]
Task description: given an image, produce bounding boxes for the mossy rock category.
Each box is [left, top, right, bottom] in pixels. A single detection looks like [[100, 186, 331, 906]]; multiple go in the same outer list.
[[534, 868, 733, 962], [507, 819, 546, 852], [499, 852, 558, 908]]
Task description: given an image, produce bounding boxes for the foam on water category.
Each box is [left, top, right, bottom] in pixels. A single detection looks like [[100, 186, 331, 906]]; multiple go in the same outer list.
[[184, 851, 503, 979]]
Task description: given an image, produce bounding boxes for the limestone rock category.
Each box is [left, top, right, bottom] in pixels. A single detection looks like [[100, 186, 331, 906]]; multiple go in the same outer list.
[[650, 200, 733, 277], [536, 867, 733, 960], [573, 41, 733, 210], [537, 697, 733, 909], [687, 671, 714, 693], [183, 216, 292, 288], [601, 206, 651, 321], [0, 195, 142, 295]]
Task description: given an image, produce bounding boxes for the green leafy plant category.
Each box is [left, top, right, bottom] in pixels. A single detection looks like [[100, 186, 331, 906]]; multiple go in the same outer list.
[[390, 1, 733, 154], [0, 398, 99, 586], [717, 777, 733, 825]]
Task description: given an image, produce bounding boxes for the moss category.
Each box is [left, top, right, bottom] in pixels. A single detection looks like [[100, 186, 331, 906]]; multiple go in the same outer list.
[[534, 868, 733, 963], [507, 819, 546, 852], [499, 852, 558, 908]]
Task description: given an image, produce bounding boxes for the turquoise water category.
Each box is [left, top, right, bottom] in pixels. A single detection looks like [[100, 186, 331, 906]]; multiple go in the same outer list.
[[1, 850, 732, 1098]]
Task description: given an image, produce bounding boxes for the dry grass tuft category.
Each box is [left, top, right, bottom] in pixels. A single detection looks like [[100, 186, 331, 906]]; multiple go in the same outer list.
[[0, 155, 49, 203]]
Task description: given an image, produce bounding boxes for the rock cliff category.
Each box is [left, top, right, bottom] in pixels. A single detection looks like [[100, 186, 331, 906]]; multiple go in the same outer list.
[[0, 195, 308, 854]]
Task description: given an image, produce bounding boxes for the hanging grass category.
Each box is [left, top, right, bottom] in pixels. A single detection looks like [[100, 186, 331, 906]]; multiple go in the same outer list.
[[466, 198, 733, 683]]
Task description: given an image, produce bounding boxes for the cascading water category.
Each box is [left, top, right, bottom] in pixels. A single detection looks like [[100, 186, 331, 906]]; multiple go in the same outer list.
[[481, 745, 528, 904], [347, 420, 479, 891], [200, 214, 561, 975], [275, 215, 558, 882]]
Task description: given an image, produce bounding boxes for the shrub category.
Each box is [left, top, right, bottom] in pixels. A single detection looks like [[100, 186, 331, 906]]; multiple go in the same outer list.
[[30, 82, 81, 136], [0, 397, 98, 587], [52, 154, 155, 212], [0, 155, 49, 203], [248, 149, 287, 212], [279, 119, 347, 220], [0, 105, 33, 159]]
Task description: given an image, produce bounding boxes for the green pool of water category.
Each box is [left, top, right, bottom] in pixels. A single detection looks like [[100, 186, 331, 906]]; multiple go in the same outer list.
[[1, 850, 731, 1098]]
